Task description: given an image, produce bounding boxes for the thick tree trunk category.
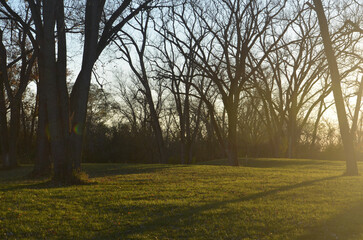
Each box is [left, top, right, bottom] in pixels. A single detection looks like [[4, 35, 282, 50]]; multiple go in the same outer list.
[[69, 69, 93, 170], [32, 87, 51, 176], [287, 118, 297, 158], [69, 0, 104, 171], [313, 0, 358, 175], [180, 133, 186, 164], [0, 80, 8, 168], [287, 93, 298, 158], [8, 99, 21, 168], [56, 0, 70, 177], [0, 30, 9, 168], [227, 106, 239, 166], [43, 0, 68, 181]]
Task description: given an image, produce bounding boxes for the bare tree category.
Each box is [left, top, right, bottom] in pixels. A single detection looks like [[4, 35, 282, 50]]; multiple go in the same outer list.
[[0, 12, 36, 168], [163, 0, 297, 165], [251, 6, 332, 158], [311, 0, 360, 175], [0, 0, 154, 182], [112, 9, 168, 163]]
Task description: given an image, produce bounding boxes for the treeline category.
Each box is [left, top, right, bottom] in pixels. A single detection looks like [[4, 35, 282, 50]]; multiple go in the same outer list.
[[0, 0, 362, 182]]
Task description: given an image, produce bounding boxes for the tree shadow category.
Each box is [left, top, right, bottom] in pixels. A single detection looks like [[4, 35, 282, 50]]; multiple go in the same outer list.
[[0, 178, 98, 192], [84, 164, 184, 178], [199, 158, 329, 168], [298, 200, 363, 240], [89, 175, 341, 239], [240, 158, 328, 168], [0, 165, 33, 182], [0, 164, 183, 191]]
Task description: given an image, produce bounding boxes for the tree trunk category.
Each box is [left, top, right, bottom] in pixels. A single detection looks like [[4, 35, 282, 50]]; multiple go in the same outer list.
[[184, 88, 192, 164], [69, 69, 93, 171], [313, 0, 358, 175], [287, 117, 297, 159], [8, 99, 21, 168], [32, 86, 51, 177], [0, 30, 9, 168], [43, 0, 68, 181], [56, 0, 70, 177], [287, 92, 298, 158], [0, 79, 9, 168], [311, 100, 324, 151], [28, 92, 38, 150], [145, 88, 167, 164], [69, 0, 104, 171], [227, 105, 239, 166]]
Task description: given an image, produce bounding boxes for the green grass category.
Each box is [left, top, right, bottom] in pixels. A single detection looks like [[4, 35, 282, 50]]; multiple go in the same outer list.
[[1, 158, 363, 239]]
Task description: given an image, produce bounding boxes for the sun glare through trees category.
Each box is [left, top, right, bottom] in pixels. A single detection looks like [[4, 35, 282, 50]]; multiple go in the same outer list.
[[0, 0, 362, 239]]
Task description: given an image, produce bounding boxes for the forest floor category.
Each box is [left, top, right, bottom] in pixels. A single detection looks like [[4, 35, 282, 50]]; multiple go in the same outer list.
[[1, 158, 363, 239]]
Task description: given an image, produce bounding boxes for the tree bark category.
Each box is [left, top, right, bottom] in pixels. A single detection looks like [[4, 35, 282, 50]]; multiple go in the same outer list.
[[0, 30, 9, 168], [226, 102, 239, 166], [32, 82, 51, 176], [8, 99, 21, 168], [42, 0, 68, 181], [0, 74, 8, 168], [69, 0, 104, 171]]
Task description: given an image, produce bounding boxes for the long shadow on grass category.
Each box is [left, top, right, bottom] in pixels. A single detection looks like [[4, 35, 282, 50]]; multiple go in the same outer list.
[[0, 166, 33, 182], [90, 175, 341, 239], [0, 164, 182, 191], [85, 164, 184, 178], [298, 200, 363, 239], [199, 158, 329, 168], [240, 159, 328, 168], [0, 179, 98, 192]]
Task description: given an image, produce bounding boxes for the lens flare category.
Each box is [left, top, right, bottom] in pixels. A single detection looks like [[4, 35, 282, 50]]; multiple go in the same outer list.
[[73, 124, 81, 135]]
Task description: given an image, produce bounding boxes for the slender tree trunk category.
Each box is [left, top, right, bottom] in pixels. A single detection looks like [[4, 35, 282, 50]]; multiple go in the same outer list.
[[313, 0, 358, 175], [184, 89, 192, 164], [145, 88, 167, 164], [351, 75, 363, 139], [311, 100, 324, 151], [29, 92, 38, 149], [21, 103, 27, 150], [180, 125, 186, 164]]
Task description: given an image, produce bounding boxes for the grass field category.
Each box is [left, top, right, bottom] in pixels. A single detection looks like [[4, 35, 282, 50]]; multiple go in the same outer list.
[[1, 158, 363, 239]]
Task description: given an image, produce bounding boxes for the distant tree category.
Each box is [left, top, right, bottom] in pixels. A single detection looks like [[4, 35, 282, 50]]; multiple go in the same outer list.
[[112, 9, 168, 163], [152, 10, 205, 164], [163, 0, 299, 165], [250, 6, 331, 158], [0, 14, 36, 168]]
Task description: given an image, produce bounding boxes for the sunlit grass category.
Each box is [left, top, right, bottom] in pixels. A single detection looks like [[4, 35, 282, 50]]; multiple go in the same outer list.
[[1, 159, 363, 239]]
